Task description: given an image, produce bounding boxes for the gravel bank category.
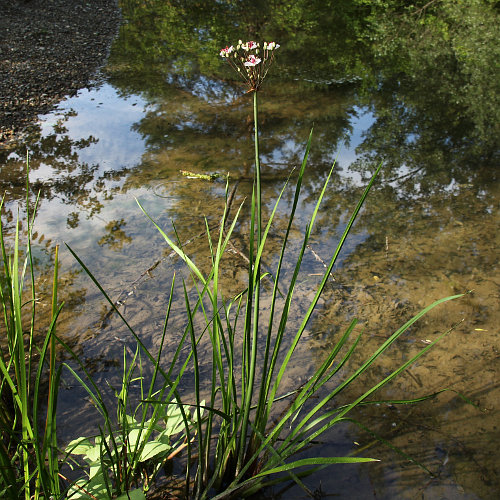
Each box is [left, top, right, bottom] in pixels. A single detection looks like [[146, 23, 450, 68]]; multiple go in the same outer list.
[[0, 0, 121, 148]]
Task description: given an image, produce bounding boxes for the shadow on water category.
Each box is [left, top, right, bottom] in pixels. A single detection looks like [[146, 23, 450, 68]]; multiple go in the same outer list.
[[0, 0, 498, 497]]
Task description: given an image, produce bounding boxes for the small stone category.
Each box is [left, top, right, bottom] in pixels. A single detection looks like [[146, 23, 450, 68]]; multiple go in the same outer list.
[[0, 0, 121, 146]]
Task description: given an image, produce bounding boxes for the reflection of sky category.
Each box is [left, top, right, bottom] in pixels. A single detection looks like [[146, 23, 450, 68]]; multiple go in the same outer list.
[[30, 186, 151, 267], [21, 81, 378, 249], [344, 107, 374, 166], [6, 79, 383, 267], [34, 82, 375, 185], [39, 84, 147, 174], [262, 107, 375, 182]]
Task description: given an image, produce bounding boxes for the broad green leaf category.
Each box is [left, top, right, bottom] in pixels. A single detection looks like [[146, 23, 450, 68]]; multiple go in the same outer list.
[[127, 428, 143, 447], [67, 470, 108, 499], [65, 437, 93, 456], [164, 413, 184, 435], [85, 443, 106, 463], [139, 440, 172, 461], [116, 489, 147, 500]]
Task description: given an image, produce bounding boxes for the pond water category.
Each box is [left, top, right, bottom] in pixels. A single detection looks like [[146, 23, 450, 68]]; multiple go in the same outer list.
[[1, 1, 499, 498]]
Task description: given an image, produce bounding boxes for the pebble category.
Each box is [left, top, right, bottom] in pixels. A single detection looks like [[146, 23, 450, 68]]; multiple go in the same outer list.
[[0, 0, 121, 149]]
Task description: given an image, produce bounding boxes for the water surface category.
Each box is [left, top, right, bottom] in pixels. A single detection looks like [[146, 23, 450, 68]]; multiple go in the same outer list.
[[0, 1, 498, 498]]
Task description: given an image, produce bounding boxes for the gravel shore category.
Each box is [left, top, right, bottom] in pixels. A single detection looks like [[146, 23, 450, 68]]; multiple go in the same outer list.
[[0, 0, 121, 148]]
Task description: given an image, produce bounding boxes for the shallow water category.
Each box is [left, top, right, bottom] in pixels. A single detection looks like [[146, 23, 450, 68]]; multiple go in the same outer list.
[[1, 1, 499, 498]]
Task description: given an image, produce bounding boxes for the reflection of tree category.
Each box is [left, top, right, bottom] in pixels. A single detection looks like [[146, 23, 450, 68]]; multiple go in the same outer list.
[[106, 0, 365, 185], [350, 70, 499, 191], [1, 0, 495, 233], [360, 0, 499, 143], [350, 0, 499, 187], [118, 84, 356, 185], [108, 0, 498, 201], [113, 0, 370, 85], [0, 111, 131, 227], [98, 219, 132, 250]]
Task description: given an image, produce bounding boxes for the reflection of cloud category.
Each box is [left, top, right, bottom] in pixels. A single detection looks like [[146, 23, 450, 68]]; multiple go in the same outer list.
[[343, 108, 375, 185], [29, 191, 142, 264], [39, 84, 147, 172], [346, 108, 375, 159]]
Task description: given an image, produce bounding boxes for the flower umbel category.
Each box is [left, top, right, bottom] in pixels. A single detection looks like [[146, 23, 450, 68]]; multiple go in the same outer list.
[[220, 40, 279, 92]]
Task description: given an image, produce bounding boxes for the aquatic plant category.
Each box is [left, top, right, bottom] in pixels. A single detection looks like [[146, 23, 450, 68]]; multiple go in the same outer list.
[[0, 157, 62, 500], [63, 40, 467, 499], [116, 40, 464, 498], [0, 40, 470, 500], [64, 346, 200, 500]]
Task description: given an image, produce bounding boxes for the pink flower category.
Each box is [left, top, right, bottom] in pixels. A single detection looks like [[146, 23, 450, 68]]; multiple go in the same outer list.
[[241, 40, 259, 51], [220, 45, 234, 57], [219, 40, 279, 91], [244, 55, 261, 67], [265, 41, 280, 51]]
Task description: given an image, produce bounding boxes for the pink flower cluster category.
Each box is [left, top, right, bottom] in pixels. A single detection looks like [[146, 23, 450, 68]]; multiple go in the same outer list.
[[219, 39, 280, 92]]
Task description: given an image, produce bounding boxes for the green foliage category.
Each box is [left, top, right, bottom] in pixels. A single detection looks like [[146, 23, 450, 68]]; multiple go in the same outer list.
[[353, 0, 500, 148], [130, 90, 466, 498], [0, 158, 63, 499], [65, 358, 200, 499]]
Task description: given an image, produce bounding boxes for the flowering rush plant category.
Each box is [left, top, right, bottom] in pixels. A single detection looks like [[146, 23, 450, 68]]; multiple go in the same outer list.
[[220, 40, 280, 92]]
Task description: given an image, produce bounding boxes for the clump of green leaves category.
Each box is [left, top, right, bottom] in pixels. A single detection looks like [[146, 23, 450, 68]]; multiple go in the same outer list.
[[0, 164, 63, 500], [65, 401, 198, 499], [63, 345, 202, 499], [132, 88, 466, 498]]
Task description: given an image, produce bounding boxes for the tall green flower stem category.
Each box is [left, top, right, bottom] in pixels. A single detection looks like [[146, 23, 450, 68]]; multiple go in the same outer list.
[[253, 91, 262, 244], [236, 89, 262, 476]]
